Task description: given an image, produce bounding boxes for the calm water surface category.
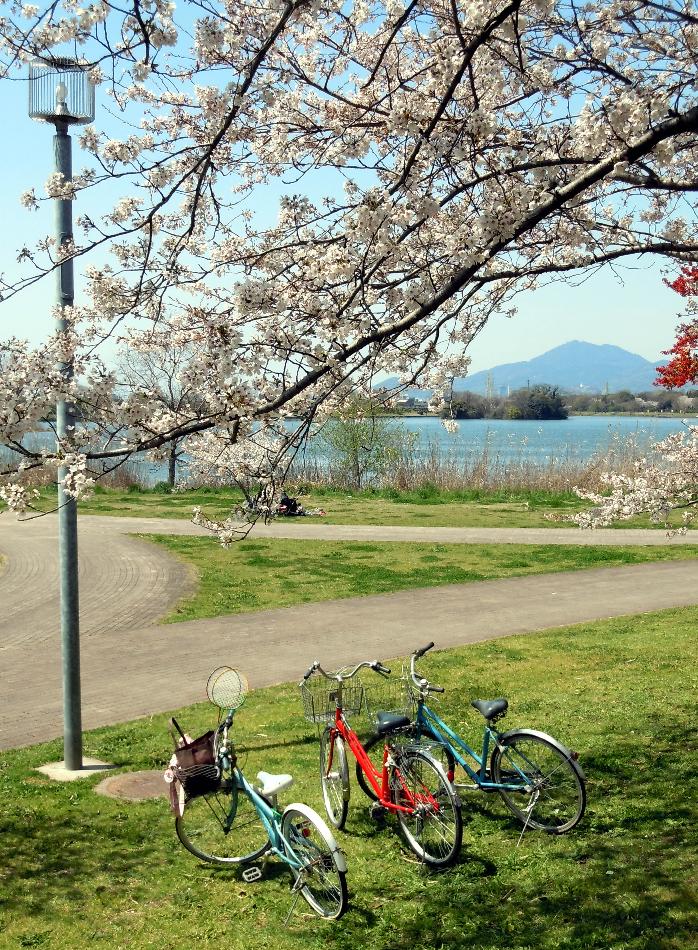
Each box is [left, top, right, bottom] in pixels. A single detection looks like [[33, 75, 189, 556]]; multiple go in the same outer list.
[[386, 415, 691, 463], [3, 415, 692, 484]]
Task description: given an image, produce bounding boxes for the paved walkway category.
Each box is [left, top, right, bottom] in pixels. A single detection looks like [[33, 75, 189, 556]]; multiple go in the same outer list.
[[1, 513, 697, 751]]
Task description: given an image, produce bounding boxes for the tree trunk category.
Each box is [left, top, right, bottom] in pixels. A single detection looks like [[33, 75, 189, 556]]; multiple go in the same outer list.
[[168, 445, 177, 487]]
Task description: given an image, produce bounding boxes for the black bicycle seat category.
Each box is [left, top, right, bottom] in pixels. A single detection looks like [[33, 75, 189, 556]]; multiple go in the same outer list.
[[471, 698, 508, 721], [375, 712, 411, 734]]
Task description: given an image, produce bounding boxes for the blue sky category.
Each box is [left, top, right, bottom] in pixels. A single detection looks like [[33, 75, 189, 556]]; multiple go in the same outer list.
[[0, 73, 684, 377]]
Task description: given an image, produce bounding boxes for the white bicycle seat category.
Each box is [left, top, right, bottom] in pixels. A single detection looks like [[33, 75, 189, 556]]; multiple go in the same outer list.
[[256, 770, 294, 797]]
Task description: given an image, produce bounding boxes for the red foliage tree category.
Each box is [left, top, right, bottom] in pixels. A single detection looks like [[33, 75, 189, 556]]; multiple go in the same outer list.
[[656, 266, 698, 389]]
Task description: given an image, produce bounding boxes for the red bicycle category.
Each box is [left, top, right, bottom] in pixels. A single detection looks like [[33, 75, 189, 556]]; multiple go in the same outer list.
[[300, 659, 462, 868]]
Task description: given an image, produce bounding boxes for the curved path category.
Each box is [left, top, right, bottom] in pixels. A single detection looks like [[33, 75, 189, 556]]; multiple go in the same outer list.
[[1, 513, 697, 751]]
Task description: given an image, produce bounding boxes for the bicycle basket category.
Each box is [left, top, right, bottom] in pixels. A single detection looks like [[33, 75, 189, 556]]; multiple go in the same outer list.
[[299, 677, 364, 723], [173, 730, 220, 798], [363, 678, 413, 720], [207, 667, 248, 710]]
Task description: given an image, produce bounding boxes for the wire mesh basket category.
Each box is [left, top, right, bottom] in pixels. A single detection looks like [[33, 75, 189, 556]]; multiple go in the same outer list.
[[299, 677, 365, 723], [172, 729, 221, 797], [363, 678, 414, 720]]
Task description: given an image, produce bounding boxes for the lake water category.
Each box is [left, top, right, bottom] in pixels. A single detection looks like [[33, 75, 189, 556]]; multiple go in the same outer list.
[[2, 415, 691, 484], [369, 415, 691, 464]]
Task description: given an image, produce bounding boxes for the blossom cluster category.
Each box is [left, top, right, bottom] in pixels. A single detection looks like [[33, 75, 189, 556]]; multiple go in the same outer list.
[[574, 427, 698, 533], [1, 0, 697, 534]]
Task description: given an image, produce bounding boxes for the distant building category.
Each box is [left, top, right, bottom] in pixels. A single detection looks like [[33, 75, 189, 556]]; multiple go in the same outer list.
[[394, 396, 429, 412]]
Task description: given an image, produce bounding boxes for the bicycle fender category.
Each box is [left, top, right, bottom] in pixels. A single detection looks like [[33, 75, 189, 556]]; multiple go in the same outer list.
[[495, 728, 586, 780], [283, 802, 348, 873]]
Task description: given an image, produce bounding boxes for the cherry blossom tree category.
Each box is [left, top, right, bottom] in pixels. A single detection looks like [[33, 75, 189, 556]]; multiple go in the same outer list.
[[1, 0, 698, 538], [579, 262, 698, 533], [573, 423, 698, 532], [118, 341, 200, 486]]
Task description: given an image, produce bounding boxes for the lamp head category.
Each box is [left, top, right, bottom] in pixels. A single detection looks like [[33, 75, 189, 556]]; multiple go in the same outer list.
[[28, 57, 95, 125]]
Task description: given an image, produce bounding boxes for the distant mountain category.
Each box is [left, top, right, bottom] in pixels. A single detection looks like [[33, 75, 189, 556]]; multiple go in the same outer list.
[[379, 341, 667, 398], [456, 341, 664, 395]]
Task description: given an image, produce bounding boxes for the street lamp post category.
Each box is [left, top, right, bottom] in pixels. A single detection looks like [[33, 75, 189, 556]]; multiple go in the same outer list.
[[29, 58, 95, 772]]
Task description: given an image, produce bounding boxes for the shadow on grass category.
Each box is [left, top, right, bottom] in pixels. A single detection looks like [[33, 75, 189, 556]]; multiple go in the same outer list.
[[344, 719, 698, 950], [1, 718, 696, 949]]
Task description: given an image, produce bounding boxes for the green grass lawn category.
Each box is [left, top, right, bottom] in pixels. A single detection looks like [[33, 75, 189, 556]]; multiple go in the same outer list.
[[145, 535, 698, 623], [17, 484, 589, 528], [12, 483, 691, 531], [2, 607, 696, 949]]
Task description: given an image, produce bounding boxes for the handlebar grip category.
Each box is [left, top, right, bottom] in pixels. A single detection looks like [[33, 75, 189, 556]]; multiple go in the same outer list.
[[429, 685, 445, 694], [373, 661, 391, 675], [303, 661, 318, 681], [415, 642, 435, 659]]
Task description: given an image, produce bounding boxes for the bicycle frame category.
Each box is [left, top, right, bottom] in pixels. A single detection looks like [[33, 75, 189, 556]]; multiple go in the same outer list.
[[410, 696, 538, 794], [216, 709, 307, 872], [305, 658, 449, 819], [229, 770, 307, 872], [329, 709, 420, 816]]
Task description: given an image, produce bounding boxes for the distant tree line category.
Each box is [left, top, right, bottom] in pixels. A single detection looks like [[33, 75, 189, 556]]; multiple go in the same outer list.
[[445, 385, 568, 421], [565, 389, 698, 414], [443, 385, 698, 421]]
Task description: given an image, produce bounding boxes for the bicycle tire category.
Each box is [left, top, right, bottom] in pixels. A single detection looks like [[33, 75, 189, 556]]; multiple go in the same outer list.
[[356, 728, 456, 801], [320, 726, 350, 829], [175, 780, 272, 865], [391, 748, 462, 868], [490, 729, 586, 834], [280, 803, 348, 920]]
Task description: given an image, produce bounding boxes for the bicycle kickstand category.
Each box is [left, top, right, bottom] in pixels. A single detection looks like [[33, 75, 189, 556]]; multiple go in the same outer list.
[[283, 877, 305, 926], [516, 790, 539, 848]]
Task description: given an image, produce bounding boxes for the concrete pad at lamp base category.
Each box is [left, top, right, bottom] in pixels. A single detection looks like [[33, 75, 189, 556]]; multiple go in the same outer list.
[[36, 757, 116, 782]]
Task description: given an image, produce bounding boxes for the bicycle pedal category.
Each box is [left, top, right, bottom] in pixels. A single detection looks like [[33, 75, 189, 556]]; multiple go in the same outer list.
[[369, 802, 387, 823], [241, 866, 263, 883]]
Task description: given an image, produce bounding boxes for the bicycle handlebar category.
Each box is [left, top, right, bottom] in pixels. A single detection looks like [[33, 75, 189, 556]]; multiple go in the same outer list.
[[409, 644, 444, 694], [414, 641, 435, 659], [302, 659, 390, 683], [303, 660, 319, 681]]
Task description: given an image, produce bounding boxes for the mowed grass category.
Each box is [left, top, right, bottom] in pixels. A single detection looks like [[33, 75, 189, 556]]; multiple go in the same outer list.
[[1, 607, 696, 949], [19, 484, 589, 528], [14, 483, 692, 530], [145, 535, 698, 623]]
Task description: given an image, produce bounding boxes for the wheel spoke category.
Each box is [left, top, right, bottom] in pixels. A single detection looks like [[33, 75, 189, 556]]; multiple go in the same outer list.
[[492, 733, 585, 834], [392, 750, 461, 867], [281, 806, 347, 919]]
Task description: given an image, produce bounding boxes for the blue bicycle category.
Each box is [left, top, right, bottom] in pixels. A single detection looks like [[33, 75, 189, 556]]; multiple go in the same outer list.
[[171, 667, 348, 920], [357, 644, 586, 834]]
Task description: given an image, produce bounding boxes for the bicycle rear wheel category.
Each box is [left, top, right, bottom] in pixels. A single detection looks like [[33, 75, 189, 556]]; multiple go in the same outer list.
[[391, 749, 462, 868], [320, 726, 349, 829], [175, 781, 271, 864], [490, 729, 586, 834], [280, 803, 348, 920]]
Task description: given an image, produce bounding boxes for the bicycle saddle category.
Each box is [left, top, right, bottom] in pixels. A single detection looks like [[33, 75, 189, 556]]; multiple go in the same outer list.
[[376, 712, 411, 734], [256, 771, 294, 797], [471, 699, 508, 721]]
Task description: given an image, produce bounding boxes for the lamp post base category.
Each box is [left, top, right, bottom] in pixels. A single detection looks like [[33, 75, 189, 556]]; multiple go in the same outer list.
[[36, 757, 115, 782]]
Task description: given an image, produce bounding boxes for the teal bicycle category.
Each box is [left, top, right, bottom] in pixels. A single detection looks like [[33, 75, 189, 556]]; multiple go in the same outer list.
[[170, 667, 348, 920], [358, 644, 586, 835]]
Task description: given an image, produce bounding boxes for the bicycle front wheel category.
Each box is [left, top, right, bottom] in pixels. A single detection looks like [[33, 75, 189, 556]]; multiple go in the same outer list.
[[391, 749, 462, 868], [490, 729, 586, 834], [175, 781, 271, 865], [320, 726, 350, 829], [281, 803, 348, 920]]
